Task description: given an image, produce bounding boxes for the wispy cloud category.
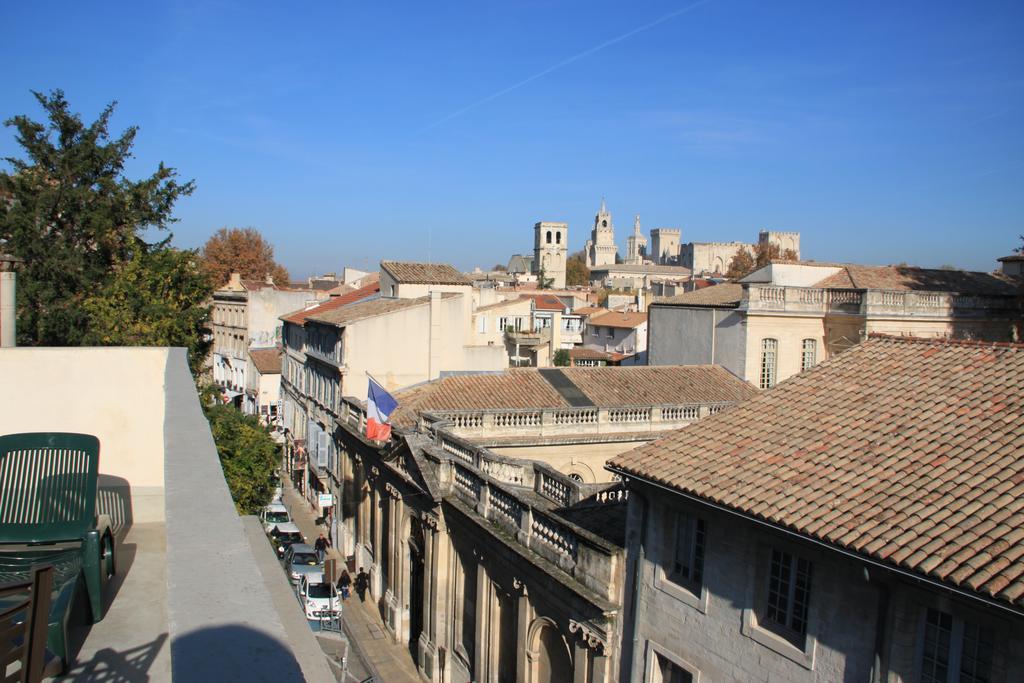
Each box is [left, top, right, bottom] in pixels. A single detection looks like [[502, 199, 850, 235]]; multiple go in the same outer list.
[[420, 0, 715, 132]]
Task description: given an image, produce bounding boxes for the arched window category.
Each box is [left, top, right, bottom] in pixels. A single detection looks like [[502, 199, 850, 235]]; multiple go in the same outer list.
[[546, 231, 552, 244], [556, 231, 561, 244], [760, 338, 778, 389], [801, 339, 817, 371]]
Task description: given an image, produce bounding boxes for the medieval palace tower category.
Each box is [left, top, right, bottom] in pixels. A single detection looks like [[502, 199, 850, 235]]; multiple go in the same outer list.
[[533, 221, 568, 289]]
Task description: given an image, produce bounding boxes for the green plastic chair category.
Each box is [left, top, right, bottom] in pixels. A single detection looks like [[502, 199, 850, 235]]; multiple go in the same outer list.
[[0, 433, 116, 673]]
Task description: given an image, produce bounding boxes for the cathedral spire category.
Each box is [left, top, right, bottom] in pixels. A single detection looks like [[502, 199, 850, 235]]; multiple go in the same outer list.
[[634, 214, 641, 235], [599, 197, 607, 215]]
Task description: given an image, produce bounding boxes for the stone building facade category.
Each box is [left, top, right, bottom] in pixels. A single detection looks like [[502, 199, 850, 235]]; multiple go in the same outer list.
[[209, 273, 321, 412], [610, 335, 1024, 682], [677, 230, 802, 275], [326, 363, 756, 683], [649, 228, 680, 265], [648, 262, 1024, 387]]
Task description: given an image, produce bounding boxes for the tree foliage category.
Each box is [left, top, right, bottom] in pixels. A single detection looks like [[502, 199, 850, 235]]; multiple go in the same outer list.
[[566, 250, 590, 287], [725, 247, 756, 279], [537, 266, 554, 289], [0, 90, 206, 354], [553, 348, 570, 366], [491, 263, 507, 272], [725, 242, 799, 279], [204, 403, 279, 515], [201, 227, 290, 287], [82, 246, 213, 373]]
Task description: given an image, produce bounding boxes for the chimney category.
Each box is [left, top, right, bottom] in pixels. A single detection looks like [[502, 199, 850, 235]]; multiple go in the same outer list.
[[428, 291, 443, 380], [1, 253, 23, 348]]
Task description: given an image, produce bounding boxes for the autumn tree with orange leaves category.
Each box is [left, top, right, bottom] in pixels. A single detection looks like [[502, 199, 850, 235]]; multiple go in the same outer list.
[[201, 227, 290, 287]]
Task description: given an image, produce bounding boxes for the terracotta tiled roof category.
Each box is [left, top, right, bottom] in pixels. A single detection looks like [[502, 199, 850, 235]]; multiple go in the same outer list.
[[309, 293, 458, 327], [589, 311, 647, 329], [652, 283, 744, 307], [390, 365, 756, 427], [381, 261, 470, 285], [574, 306, 608, 317], [280, 282, 380, 325], [529, 294, 566, 311], [560, 365, 754, 406], [249, 347, 283, 374], [812, 265, 1019, 295], [475, 296, 529, 312], [609, 335, 1024, 609]]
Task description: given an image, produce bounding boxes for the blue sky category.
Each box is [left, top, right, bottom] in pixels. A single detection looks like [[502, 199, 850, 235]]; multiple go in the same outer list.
[[1, 1, 1022, 276]]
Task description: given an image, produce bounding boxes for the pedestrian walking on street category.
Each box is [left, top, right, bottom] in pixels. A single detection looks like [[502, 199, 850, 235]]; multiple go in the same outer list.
[[314, 533, 330, 563], [338, 570, 351, 600], [355, 567, 369, 602]]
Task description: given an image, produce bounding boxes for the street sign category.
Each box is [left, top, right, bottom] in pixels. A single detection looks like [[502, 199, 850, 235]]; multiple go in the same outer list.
[[318, 493, 334, 507]]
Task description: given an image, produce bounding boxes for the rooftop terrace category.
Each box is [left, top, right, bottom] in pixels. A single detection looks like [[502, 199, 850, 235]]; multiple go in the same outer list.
[[0, 347, 336, 681]]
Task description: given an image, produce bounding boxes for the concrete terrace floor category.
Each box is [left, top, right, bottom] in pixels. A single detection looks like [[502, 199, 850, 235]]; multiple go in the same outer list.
[[59, 523, 171, 681], [282, 481, 422, 683]]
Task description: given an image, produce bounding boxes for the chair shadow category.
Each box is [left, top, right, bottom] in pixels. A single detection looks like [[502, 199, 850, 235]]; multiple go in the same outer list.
[[96, 475, 134, 544], [62, 476, 139, 673], [59, 632, 168, 683]]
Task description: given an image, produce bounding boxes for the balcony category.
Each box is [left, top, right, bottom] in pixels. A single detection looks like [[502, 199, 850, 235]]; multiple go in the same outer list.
[[419, 402, 725, 440], [742, 284, 1021, 319], [0, 347, 337, 682], [427, 429, 624, 604]]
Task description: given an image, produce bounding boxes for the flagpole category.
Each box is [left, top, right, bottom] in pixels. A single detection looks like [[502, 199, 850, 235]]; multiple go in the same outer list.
[[365, 371, 385, 390]]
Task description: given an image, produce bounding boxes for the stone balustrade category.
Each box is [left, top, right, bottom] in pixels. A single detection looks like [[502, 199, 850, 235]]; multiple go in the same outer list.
[[339, 397, 366, 432], [743, 284, 1018, 318], [430, 426, 620, 595], [420, 401, 729, 439]]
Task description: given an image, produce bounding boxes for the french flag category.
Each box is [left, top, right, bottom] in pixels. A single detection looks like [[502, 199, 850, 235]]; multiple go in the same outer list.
[[366, 376, 398, 441]]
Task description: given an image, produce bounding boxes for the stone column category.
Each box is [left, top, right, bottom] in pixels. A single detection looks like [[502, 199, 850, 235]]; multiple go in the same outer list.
[[0, 254, 22, 348], [573, 640, 589, 683], [569, 620, 608, 683], [474, 550, 487, 680], [513, 579, 531, 683]]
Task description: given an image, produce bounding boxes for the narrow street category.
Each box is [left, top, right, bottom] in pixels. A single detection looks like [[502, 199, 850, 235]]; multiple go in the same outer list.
[[282, 480, 422, 683]]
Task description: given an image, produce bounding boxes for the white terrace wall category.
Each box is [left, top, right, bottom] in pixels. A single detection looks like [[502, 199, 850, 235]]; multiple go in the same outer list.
[[0, 347, 172, 525]]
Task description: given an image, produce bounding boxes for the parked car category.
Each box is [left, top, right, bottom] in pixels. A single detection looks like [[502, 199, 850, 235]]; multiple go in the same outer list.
[[270, 522, 305, 559], [297, 572, 340, 623], [261, 502, 291, 533], [282, 543, 321, 584]]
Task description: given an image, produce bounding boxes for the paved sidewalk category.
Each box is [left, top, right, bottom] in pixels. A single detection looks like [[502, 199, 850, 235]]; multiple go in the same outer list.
[[283, 482, 421, 683]]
